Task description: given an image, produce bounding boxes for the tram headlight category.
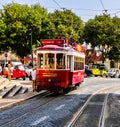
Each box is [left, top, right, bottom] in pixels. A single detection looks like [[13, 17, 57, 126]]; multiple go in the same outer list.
[[48, 79, 51, 82]]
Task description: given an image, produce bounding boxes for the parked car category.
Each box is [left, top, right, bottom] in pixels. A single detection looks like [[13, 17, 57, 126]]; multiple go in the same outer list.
[[12, 64, 26, 80], [11, 62, 23, 75], [84, 65, 93, 77], [106, 68, 119, 78], [91, 64, 107, 77], [3, 62, 23, 77], [24, 66, 32, 80]]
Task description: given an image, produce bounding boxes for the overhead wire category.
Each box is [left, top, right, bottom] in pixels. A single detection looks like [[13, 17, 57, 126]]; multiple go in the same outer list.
[[52, 0, 63, 9], [99, 0, 107, 12], [110, 11, 120, 16], [99, 0, 120, 17], [49, 0, 120, 21]]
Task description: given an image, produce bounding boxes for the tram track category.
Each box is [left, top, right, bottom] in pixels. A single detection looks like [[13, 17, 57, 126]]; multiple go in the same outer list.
[[0, 91, 57, 127], [65, 85, 120, 127], [0, 78, 120, 127], [98, 93, 108, 127]]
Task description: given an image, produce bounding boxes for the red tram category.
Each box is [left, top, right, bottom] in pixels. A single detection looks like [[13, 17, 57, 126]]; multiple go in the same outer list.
[[35, 38, 85, 93]]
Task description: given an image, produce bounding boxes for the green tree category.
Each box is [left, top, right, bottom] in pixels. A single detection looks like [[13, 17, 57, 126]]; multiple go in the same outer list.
[[48, 9, 84, 43], [108, 17, 120, 61], [0, 17, 7, 52], [108, 46, 120, 61], [1, 3, 47, 58], [83, 14, 117, 63]]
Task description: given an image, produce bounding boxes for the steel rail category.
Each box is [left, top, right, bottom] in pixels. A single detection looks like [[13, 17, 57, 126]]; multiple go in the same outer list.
[[0, 91, 54, 127], [66, 84, 120, 127], [98, 93, 109, 127], [98, 85, 120, 127]]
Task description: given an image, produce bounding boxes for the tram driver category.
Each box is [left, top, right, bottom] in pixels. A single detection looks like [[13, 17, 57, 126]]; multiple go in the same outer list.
[[49, 59, 54, 69]]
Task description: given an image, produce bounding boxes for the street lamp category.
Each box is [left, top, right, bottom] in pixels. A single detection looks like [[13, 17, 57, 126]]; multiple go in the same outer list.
[[30, 30, 33, 66], [4, 52, 8, 62]]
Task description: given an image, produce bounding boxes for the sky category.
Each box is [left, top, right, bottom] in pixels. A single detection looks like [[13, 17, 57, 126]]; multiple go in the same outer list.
[[1, 0, 120, 22]]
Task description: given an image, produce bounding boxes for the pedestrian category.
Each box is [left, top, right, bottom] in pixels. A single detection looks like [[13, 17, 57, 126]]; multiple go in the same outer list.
[[31, 67, 36, 92], [8, 61, 11, 81]]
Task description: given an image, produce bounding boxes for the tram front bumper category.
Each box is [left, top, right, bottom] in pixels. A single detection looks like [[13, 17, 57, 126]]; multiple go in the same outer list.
[[36, 79, 62, 92]]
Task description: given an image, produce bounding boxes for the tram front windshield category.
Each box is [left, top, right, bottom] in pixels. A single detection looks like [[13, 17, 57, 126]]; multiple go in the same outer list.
[[38, 53, 65, 69], [45, 53, 55, 69]]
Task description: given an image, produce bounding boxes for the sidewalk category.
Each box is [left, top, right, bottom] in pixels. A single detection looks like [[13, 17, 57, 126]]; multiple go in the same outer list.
[[0, 76, 11, 91], [0, 90, 40, 111], [0, 76, 32, 92], [0, 76, 41, 111]]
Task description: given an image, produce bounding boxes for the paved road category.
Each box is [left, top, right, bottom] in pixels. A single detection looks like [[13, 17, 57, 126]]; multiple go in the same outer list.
[[0, 76, 120, 111], [0, 77, 120, 127]]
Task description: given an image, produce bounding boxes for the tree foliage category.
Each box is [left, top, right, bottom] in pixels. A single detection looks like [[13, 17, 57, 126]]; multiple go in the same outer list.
[[83, 14, 120, 62], [108, 17, 120, 61], [0, 2, 120, 62], [0, 18, 6, 50], [108, 46, 120, 61], [1, 3, 47, 57], [48, 9, 84, 43]]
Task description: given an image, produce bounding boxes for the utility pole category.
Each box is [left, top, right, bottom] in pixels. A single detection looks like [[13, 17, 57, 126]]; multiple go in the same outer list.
[[31, 30, 33, 66]]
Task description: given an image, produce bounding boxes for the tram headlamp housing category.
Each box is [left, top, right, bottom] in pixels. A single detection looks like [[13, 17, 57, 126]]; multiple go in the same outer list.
[[48, 79, 51, 82]]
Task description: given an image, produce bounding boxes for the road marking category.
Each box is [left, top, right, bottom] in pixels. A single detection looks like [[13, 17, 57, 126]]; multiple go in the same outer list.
[[31, 116, 49, 126], [55, 104, 65, 110]]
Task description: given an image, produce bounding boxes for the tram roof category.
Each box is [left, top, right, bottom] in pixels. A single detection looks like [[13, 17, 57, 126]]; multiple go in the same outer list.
[[37, 44, 85, 57], [37, 39, 85, 57], [37, 44, 66, 50]]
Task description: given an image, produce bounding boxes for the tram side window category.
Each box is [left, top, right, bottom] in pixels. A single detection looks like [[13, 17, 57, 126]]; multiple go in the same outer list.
[[74, 57, 77, 70], [56, 53, 65, 69], [80, 62, 84, 69], [45, 53, 55, 69], [80, 58, 84, 70], [38, 54, 43, 69], [74, 57, 84, 70]]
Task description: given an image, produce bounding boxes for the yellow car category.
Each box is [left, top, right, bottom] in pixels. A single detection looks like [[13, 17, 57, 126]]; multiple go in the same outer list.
[[91, 64, 107, 77]]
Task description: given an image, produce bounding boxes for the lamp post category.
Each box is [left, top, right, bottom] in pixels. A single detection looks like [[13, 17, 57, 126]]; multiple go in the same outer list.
[[30, 30, 33, 66], [4, 52, 8, 62]]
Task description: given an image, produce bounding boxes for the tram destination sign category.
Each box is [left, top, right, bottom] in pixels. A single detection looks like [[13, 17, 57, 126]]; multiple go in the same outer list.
[[40, 39, 66, 46]]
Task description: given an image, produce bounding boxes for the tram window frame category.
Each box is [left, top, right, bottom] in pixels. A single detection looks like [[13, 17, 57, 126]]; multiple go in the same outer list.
[[45, 53, 55, 69], [56, 53, 66, 69], [38, 53, 43, 69], [74, 56, 84, 70], [67, 55, 70, 69]]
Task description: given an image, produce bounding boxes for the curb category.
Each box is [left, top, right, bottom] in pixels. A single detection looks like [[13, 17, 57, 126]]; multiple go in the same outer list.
[[0, 90, 47, 111]]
